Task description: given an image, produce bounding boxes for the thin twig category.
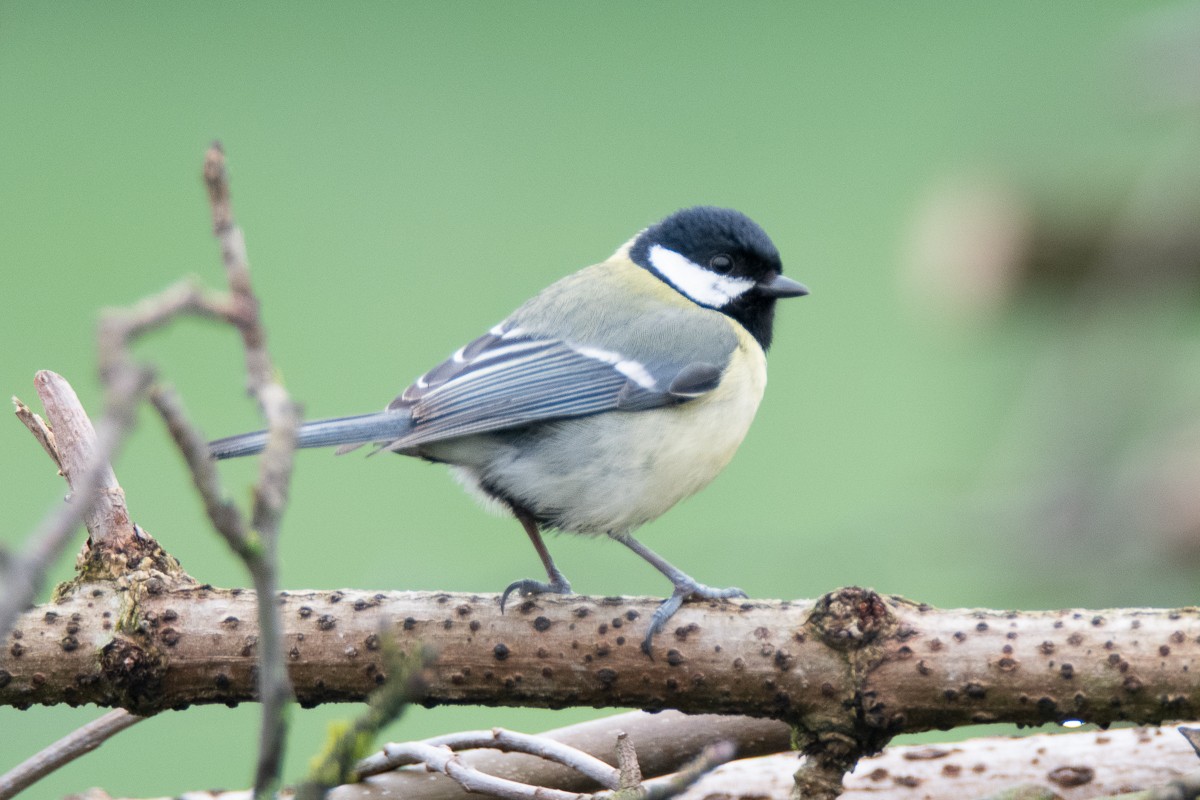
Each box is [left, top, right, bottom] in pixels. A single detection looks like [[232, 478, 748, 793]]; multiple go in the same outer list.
[[389, 741, 591, 800], [12, 396, 61, 471], [0, 709, 144, 800], [75, 143, 298, 799], [200, 142, 299, 800], [365, 736, 732, 800], [355, 727, 730, 800], [346, 709, 788, 800], [148, 385, 250, 561], [358, 729, 623, 788]]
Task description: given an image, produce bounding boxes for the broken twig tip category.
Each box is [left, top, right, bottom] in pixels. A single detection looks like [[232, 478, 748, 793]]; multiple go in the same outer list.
[[14, 386, 61, 472]]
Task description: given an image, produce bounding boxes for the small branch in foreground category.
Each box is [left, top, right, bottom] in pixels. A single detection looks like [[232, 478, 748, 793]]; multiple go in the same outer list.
[[202, 142, 300, 800], [357, 728, 623, 787], [347, 727, 726, 800], [352, 710, 787, 800], [0, 709, 143, 800], [148, 385, 252, 581]]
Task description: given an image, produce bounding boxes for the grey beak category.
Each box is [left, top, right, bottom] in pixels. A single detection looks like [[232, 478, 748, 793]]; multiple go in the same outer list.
[[758, 273, 809, 298]]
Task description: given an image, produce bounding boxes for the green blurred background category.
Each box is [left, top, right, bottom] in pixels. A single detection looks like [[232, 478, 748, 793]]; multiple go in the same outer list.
[[4, 2, 1200, 796]]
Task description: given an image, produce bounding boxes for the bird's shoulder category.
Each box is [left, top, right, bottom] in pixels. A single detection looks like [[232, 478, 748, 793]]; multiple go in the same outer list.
[[506, 257, 742, 368]]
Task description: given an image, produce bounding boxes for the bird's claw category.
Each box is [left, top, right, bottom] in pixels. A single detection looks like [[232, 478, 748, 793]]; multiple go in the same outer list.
[[642, 580, 747, 655], [499, 574, 572, 613]]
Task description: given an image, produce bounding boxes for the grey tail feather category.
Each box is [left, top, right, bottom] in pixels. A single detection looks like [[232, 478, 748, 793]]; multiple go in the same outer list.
[[208, 411, 412, 460]]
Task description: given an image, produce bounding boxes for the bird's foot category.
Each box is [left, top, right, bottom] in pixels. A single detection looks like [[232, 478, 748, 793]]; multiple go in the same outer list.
[[499, 572, 572, 613], [642, 579, 747, 655]]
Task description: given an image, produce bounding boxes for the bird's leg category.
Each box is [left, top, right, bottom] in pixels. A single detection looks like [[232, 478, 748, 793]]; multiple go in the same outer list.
[[613, 534, 747, 655], [499, 505, 573, 612]]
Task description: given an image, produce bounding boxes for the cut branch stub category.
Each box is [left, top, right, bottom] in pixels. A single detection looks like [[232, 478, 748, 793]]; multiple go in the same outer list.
[[32, 371, 135, 551], [19, 371, 190, 593]]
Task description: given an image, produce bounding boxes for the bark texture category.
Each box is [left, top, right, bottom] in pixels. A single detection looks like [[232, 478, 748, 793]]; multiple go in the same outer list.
[[4, 583, 1198, 753]]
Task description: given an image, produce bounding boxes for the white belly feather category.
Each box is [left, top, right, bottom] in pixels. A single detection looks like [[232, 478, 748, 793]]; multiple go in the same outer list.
[[444, 327, 768, 535]]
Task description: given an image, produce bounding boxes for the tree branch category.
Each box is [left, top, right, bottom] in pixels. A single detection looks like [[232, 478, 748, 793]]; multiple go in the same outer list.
[[358, 728, 626, 786], [339, 710, 787, 800], [1, 142, 301, 797], [198, 142, 300, 799], [0, 709, 143, 800], [4, 585, 1198, 744]]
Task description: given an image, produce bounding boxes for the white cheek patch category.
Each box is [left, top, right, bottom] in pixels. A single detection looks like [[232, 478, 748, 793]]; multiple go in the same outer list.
[[648, 244, 756, 307]]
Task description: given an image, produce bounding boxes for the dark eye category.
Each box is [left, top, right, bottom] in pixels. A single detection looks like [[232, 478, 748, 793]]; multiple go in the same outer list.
[[709, 254, 734, 273]]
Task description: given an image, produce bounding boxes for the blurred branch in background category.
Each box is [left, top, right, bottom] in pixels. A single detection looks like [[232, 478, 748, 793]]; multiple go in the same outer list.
[[0, 146, 300, 799], [0, 710, 143, 800], [56, 724, 1200, 800], [904, 4, 1200, 593]]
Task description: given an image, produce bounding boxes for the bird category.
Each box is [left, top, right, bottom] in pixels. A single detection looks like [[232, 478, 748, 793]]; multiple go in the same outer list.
[[209, 206, 808, 652]]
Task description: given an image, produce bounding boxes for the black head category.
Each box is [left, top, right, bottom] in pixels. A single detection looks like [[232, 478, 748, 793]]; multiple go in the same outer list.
[[628, 206, 807, 349]]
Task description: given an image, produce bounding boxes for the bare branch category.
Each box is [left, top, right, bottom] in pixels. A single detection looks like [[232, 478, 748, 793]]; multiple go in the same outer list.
[[148, 385, 250, 560], [400, 741, 591, 800], [345, 710, 787, 800], [32, 371, 137, 549], [0, 366, 152, 639], [359, 729, 623, 788], [47, 143, 301, 798], [199, 141, 299, 800], [0, 709, 143, 800], [6, 586, 1200, 742]]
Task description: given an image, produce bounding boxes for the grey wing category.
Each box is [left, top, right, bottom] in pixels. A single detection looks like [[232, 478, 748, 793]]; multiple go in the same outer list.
[[383, 324, 725, 450]]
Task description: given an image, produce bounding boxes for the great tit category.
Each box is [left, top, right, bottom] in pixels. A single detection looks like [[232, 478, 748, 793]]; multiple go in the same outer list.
[[210, 206, 808, 652]]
